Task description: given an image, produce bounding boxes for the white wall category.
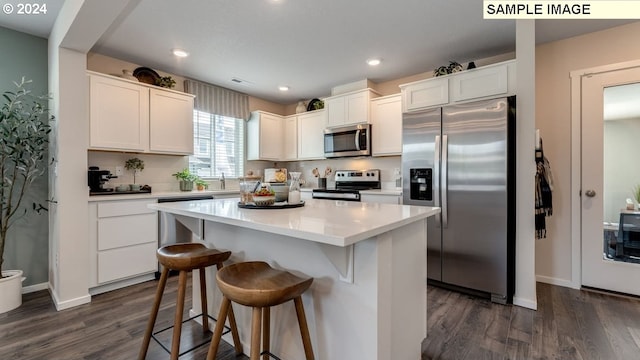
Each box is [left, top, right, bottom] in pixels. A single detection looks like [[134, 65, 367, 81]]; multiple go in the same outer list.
[[514, 20, 537, 309], [48, 0, 134, 310], [536, 21, 640, 286]]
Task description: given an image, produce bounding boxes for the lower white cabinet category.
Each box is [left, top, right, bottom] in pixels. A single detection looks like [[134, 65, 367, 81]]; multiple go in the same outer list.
[[89, 199, 158, 287]]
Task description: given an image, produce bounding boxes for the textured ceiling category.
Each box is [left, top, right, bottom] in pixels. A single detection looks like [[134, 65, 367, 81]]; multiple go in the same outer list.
[[0, 1, 636, 104]]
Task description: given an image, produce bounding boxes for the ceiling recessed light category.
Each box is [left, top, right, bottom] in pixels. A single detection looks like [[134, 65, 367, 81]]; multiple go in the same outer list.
[[172, 49, 189, 57], [278, 85, 290, 91], [367, 58, 381, 66]]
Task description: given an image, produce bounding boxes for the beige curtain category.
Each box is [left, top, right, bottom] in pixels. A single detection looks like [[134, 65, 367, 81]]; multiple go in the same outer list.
[[184, 79, 249, 120]]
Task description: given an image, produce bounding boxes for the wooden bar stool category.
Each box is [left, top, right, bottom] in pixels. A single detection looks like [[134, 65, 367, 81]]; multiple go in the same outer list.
[[207, 261, 314, 360], [139, 243, 242, 360]]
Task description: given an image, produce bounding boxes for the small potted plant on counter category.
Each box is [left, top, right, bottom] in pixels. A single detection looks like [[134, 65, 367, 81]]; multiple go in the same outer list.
[[195, 178, 209, 191], [172, 168, 198, 191], [124, 157, 144, 191]]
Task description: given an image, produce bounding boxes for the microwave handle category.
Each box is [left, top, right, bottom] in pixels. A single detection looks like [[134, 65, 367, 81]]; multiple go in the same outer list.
[[355, 129, 361, 151]]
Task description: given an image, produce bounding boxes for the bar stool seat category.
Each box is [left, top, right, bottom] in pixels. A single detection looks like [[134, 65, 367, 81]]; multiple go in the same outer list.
[[207, 261, 314, 360], [139, 243, 242, 360]]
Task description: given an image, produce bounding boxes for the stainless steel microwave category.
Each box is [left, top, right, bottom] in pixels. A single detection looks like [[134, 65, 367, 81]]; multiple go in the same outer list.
[[324, 124, 371, 158]]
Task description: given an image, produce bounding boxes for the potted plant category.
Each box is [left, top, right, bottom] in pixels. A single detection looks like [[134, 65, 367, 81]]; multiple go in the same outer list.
[[172, 168, 198, 191], [125, 157, 144, 191], [0, 78, 52, 313], [195, 178, 208, 191]]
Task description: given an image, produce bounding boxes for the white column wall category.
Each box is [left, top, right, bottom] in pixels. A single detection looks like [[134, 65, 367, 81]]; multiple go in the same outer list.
[[514, 20, 537, 309]]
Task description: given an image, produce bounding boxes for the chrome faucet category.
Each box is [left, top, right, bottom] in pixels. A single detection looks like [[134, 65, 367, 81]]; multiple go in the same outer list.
[[220, 173, 225, 190]]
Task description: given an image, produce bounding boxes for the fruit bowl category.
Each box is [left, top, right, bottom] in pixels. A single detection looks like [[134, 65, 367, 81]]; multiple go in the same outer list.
[[253, 195, 275, 206]]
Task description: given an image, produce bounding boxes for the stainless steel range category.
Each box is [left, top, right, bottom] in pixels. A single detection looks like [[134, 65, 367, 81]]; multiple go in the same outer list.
[[312, 169, 381, 202]]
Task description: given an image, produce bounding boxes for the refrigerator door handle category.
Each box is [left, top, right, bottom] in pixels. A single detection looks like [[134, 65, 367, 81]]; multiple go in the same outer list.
[[434, 135, 441, 225], [442, 134, 448, 228], [355, 129, 361, 151]]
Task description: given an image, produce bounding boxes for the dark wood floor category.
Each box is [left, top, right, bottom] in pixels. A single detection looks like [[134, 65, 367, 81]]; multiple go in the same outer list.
[[2, 278, 640, 360]]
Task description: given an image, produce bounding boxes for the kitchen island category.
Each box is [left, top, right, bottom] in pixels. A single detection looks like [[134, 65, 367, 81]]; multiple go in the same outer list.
[[148, 198, 439, 360]]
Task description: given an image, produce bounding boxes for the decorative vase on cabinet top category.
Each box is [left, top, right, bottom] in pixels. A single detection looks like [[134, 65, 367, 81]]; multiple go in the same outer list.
[[296, 101, 307, 114]]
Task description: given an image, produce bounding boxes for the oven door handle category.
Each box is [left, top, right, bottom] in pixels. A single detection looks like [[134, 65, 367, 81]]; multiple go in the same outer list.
[[355, 129, 361, 151]]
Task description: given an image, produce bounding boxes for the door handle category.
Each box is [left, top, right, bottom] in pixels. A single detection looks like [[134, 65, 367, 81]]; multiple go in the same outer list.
[[442, 135, 448, 228], [585, 189, 596, 197], [434, 135, 441, 225]]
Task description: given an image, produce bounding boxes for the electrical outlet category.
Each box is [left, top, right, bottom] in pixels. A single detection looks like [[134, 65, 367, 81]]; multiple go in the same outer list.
[[115, 166, 124, 176]]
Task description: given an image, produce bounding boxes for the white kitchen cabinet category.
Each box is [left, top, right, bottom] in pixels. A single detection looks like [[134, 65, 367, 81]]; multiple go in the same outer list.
[[401, 77, 448, 113], [325, 89, 379, 128], [297, 110, 327, 160], [247, 111, 284, 160], [450, 63, 508, 102], [89, 199, 158, 288], [149, 88, 194, 154], [371, 94, 402, 156], [89, 73, 149, 152], [400, 60, 516, 113], [88, 71, 195, 155], [283, 114, 298, 160]]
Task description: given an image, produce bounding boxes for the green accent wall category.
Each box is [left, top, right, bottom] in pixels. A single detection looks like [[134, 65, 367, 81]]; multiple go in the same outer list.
[[0, 26, 49, 287]]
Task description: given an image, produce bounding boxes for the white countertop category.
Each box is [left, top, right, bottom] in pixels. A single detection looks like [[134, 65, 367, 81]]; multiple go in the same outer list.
[[88, 189, 240, 202], [148, 198, 439, 247]]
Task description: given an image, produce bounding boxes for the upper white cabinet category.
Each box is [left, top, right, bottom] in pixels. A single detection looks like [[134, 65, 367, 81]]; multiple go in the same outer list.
[[283, 115, 298, 161], [400, 60, 516, 113], [297, 110, 327, 160], [401, 77, 448, 113], [149, 89, 194, 154], [247, 111, 284, 160], [450, 64, 508, 102], [325, 89, 379, 128], [88, 71, 195, 155], [370, 94, 402, 156], [89, 74, 149, 152]]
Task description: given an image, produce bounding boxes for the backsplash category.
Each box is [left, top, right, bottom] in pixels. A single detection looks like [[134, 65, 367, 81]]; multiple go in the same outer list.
[[87, 151, 234, 192], [89, 151, 401, 192], [249, 156, 402, 190]]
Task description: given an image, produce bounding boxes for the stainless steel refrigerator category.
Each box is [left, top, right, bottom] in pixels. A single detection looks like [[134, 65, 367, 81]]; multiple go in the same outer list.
[[402, 96, 515, 304]]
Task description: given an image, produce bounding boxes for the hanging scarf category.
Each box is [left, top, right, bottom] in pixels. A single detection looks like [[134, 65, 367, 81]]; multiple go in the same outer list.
[[535, 139, 554, 239]]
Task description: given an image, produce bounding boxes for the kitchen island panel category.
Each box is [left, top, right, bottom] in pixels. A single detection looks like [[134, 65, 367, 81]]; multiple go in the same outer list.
[[192, 217, 427, 360]]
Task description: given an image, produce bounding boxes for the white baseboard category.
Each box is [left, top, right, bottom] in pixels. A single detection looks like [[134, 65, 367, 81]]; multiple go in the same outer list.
[[49, 285, 91, 311], [513, 296, 537, 310], [22, 282, 48, 294], [536, 275, 578, 289]]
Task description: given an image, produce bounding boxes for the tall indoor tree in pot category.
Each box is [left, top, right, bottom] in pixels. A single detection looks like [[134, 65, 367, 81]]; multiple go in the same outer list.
[[0, 78, 51, 313]]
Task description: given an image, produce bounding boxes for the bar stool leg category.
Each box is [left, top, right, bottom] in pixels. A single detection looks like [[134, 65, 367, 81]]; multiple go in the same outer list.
[[206, 296, 231, 360], [199, 268, 210, 333], [138, 267, 169, 360], [216, 262, 243, 355], [170, 270, 188, 360], [262, 307, 270, 360], [294, 296, 315, 360], [250, 307, 262, 360]]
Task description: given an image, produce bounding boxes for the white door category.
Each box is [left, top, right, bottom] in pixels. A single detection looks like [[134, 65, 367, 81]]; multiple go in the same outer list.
[[581, 66, 640, 295]]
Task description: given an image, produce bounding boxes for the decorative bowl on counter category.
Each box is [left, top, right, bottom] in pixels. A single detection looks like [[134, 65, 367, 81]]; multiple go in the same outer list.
[[253, 195, 275, 206], [271, 183, 289, 202]]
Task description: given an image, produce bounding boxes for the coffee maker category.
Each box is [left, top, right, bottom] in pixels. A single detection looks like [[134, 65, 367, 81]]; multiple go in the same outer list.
[[88, 166, 117, 193]]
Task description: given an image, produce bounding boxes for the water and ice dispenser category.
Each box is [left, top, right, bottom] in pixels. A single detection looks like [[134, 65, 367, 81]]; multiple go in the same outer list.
[[409, 168, 432, 201]]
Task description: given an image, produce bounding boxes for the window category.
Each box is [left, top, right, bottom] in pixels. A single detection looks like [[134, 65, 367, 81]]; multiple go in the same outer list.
[[189, 110, 244, 178]]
